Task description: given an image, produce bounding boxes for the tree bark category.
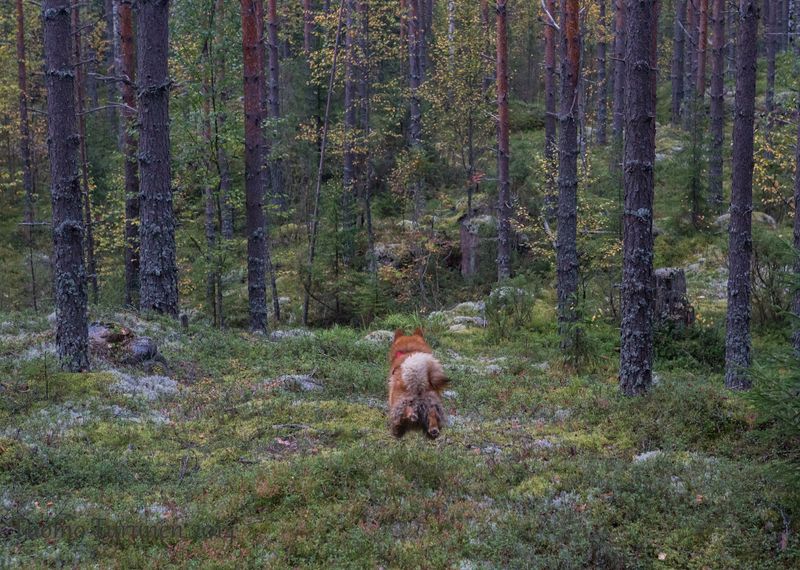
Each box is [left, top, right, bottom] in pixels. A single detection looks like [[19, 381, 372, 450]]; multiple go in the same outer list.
[[708, 0, 725, 211], [765, 0, 777, 151], [407, 0, 424, 221], [117, 0, 140, 307], [496, 0, 511, 281], [202, 13, 220, 328], [72, 5, 98, 303], [793, 101, 800, 354], [266, 0, 285, 211], [242, 0, 269, 331], [544, 0, 558, 158], [137, 0, 178, 317], [725, 0, 760, 390], [304, 0, 314, 54], [696, 0, 709, 99], [214, 0, 234, 239], [16, 0, 39, 312], [612, 0, 626, 140], [671, 0, 687, 124], [620, 0, 659, 396], [43, 0, 89, 371], [557, 0, 581, 351], [596, 0, 609, 145], [342, 0, 357, 266]]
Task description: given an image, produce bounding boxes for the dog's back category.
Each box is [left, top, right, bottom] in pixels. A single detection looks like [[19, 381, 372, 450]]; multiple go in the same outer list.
[[387, 328, 448, 438]]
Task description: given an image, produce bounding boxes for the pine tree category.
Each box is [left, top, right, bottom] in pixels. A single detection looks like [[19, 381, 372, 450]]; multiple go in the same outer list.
[[619, 0, 659, 396], [725, 0, 760, 390], [557, 0, 581, 352], [43, 0, 89, 371], [496, 0, 511, 281], [137, 0, 178, 316]]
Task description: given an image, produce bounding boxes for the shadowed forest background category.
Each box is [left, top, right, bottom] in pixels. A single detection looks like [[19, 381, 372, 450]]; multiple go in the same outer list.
[[1, 0, 799, 567]]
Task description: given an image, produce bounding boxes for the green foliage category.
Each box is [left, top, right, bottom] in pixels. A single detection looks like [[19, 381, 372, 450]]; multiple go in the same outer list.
[[751, 225, 796, 328], [655, 321, 726, 371], [746, 357, 800, 510]]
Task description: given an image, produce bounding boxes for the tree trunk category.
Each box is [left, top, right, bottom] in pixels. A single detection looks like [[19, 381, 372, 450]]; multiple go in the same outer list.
[[496, 0, 511, 281], [708, 0, 725, 212], [214, 0, 234, 239], [72, 5, 98, 303], [266, 0, 285, 211], [16, 0, 38, 312], [304, 0, 314, 54], [793, 101, 800, 354], [725, 0, 760, 390], [43, 0, 89, 371], [671, 0, 687, 123], [696, 0, 708, 100], [765, 0, 776, 152], [342, 0, 357, 266], [202, 19, 220, 328], [407, 0, 424, 221], [684, 0, 698, 128], [728, 3, 737, 77], [612, 0, 626, 140], [242, 0, 269, 331], [358, 0, 375, 275], [544, 0, 557, 157], [557, 0, 581, 352], [137, 0, 178, 317], [104, 0, 119, 142], [620, 0, 659, 396], [117, 0, 140, 307], [596, 0, 608, 145]]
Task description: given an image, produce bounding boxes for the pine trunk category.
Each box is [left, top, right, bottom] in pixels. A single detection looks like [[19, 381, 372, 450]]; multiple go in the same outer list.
[[72, 5, 98, 303], [266, 0, 285, 211], [612, 0, 626, 139], [671, 0, 687, 123], [43, 0, 89, 371], [304, 0, 313, 54], [342, 0, 357, 266], [242, 0, 269, 331], [620, 0, 659, 396], [765, 0, 776, 151], [496, 0, 511, 281], [596, 0, 608, 145], [725, 0, 759, 390], [544, 0, 557, 157], [118, 0, 140, 307], [137, 0, 178, 317], [557, 0, 581, 351], [793, 101, 800, 354], [708, 0, 725, 211], [696, 0, 708, 100], [214, 0, 234, 240], [16, 0, 38, 312], [407, 0, 423, 221]]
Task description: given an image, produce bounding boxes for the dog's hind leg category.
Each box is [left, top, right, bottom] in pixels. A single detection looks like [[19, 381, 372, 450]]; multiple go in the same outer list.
[[426, 407, 440, 439]]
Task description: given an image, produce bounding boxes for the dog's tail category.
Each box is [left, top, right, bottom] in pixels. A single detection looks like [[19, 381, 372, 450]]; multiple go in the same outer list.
[[401, 353, 450, 392], [426, 357, 449, 391]]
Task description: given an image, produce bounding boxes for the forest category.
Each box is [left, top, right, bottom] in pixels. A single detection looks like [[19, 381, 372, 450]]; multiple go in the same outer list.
[[0, 0, 799, 567]]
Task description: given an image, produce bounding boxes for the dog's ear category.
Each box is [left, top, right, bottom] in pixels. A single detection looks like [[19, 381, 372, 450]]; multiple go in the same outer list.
[[413, 326, 424, 338], [394, 329, 405, 341]]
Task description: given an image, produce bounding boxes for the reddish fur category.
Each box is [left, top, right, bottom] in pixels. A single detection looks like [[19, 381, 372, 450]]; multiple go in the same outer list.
[[387, 328, 449, 438]]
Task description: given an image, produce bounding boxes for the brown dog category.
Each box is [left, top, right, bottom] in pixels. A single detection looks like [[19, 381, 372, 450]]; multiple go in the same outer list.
[[387, 328, 448, 438]]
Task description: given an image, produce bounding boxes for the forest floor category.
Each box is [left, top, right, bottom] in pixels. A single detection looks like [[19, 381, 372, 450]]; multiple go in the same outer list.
[[1, 297, 798, 568]]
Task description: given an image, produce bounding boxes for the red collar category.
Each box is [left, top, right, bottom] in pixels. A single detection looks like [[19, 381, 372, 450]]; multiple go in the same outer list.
[[392, 350, 412, 361]]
